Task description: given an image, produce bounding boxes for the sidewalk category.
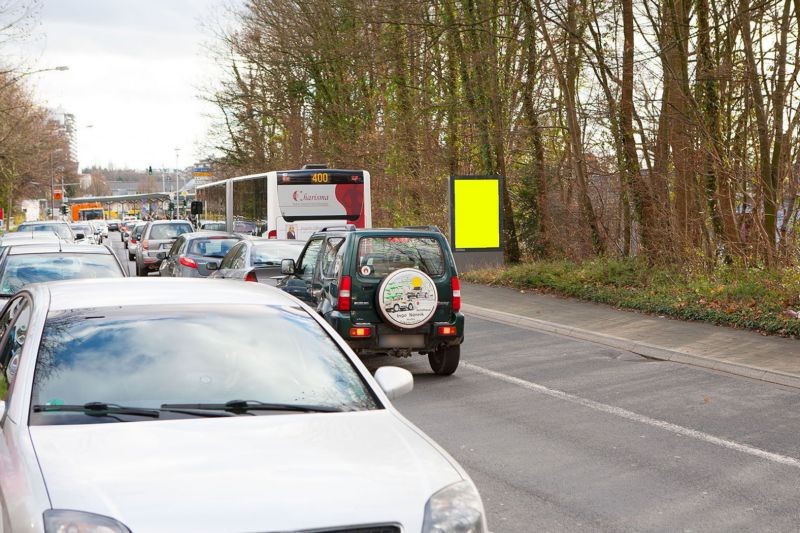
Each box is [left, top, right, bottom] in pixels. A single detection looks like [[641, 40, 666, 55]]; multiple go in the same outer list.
[[462, 282, 800, 389]]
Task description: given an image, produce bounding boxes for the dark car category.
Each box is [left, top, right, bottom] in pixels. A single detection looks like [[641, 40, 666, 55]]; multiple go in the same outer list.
[[0, 243, 126, 301], [208, 239, 305, 284], [135, 220, 194, 276], [159, 232, 243, 278], [278, 226, 463, 375]]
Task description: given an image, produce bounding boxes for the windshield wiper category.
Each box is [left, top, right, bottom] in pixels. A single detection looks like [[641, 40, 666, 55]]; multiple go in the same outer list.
[[160, 399, 345, 414], [33, 402, 160, 418], [33, 402, 238, 419]]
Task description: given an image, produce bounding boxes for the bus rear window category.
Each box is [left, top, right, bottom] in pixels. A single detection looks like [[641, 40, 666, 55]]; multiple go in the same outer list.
[[357, 237, 445, 278]]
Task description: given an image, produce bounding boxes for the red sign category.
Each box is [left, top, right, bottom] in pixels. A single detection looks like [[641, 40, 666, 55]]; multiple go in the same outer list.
[[0, 207, 4, 220], [53, 190, 63, 200]]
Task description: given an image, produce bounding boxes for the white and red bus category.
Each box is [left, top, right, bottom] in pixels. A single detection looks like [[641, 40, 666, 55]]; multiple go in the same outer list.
[[195, 166, 371, 240]]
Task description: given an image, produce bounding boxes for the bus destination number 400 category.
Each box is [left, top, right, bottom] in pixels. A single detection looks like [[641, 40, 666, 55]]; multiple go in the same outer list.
[[311, 173, 329, 183]]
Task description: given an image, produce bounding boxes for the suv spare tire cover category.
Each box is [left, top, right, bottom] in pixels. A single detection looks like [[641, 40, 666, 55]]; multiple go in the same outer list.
[[377, 268, 439, 329]]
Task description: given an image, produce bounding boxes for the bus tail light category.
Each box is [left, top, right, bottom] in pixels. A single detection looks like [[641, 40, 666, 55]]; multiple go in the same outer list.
[[179, 256, 197, 269], [267, 230, 277, 239], [244, 271, 258, 282], [337, 276, 352, 312], [451, 276, 461, 312]]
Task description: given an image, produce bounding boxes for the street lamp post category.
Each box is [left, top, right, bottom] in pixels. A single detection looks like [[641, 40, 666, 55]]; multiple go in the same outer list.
[[0, 65, 69, 92]]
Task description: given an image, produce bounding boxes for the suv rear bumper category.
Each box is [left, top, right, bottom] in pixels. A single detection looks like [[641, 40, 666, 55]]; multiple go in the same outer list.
[[326, 310, 464, 354]]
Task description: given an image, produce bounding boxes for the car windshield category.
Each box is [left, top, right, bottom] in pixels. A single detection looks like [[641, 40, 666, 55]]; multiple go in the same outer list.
[[252, 242, 304, 264], [187, 237, 240, 258], [0, 253, 123, 296], [357, 236, 446, 277], [16, 223, 72, 240], [29, 304, 378, 424], [149, 223, 192, 240], [132, 224, 146, 238]]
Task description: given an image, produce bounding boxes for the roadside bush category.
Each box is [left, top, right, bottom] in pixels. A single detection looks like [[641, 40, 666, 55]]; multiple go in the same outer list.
[[463, 259, 800, 337]]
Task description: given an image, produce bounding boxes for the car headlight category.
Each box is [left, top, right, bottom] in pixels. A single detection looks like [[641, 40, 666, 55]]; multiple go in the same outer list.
[[422, 480, 486, 533], [44, 509, 131, 533]]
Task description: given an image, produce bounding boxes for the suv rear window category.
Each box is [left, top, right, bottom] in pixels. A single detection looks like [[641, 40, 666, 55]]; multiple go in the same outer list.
[[149, 223, 192, 240], [357, 237, 445, 278]]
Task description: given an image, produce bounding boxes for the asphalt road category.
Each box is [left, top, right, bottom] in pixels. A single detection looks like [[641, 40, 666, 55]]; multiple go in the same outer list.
[[375, 317, 800, 532], [107, 233, 800, 532]]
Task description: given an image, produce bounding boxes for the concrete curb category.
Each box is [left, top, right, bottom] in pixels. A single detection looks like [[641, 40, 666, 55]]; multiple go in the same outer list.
[[463, 303, 800, 390]]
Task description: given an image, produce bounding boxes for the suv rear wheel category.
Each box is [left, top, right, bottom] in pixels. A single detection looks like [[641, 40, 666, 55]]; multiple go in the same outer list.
[[428, 345, 460, 375]]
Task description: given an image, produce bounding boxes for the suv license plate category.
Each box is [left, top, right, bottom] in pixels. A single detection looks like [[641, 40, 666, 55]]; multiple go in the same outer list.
[[379, 334, 425, 348]]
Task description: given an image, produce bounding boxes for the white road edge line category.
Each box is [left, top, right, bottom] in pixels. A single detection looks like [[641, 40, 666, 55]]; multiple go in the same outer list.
[[463, 362, 800, 469]]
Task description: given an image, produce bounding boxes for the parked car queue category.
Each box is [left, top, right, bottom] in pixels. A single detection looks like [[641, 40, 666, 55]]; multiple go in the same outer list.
[[0, 220, 482, 532]]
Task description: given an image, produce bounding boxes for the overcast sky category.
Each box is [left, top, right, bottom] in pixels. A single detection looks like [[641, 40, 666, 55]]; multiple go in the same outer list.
[[8, 0, 238, 171]]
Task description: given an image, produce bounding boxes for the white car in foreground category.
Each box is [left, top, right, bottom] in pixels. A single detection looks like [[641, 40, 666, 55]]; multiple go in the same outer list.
[[0, 278, 487, 532]]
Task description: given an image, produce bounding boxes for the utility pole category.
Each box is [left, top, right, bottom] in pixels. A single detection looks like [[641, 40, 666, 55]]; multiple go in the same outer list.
[[174, 147, 181, 219]]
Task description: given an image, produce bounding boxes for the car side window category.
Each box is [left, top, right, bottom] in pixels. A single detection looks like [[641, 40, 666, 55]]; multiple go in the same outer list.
[[321, 237, 345, 279], [220, 243, 242, 270], [169, 237, 184, 257], [0, 298, 31, 403], [297, 238, 323, 280], [231, 245, 248, 269]]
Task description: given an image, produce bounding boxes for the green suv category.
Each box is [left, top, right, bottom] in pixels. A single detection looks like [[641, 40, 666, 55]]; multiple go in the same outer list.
[[278, 226, 464, 375]]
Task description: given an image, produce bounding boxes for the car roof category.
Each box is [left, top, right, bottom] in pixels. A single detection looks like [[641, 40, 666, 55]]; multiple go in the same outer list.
[[251, 239, 305, 246], [148, 220, 192, 225], [183, 231, 240, 239], [17, 220, 69, 226], [0, 232, 61, 241], [7, 243, 114, 255], [33, 278, 299, 311]]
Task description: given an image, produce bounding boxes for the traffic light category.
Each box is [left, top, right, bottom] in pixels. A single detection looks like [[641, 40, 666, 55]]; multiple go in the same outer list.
[[148, 166, 153, 175], [182, 197, 187, 207], [60, 205, 68, 215], [168, 201, 175, 211]]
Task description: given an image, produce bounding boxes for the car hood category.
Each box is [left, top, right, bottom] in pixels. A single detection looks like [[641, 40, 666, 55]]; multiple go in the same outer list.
[[30, 410, 461, 532]]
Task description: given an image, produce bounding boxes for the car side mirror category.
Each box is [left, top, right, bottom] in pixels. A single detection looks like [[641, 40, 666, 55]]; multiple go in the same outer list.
[[206, 260, 219, 271], [374, 366, 414, 400], [281, 259, 295, 275], [74, 232, 85, 240], [156, 252, 166, 260]]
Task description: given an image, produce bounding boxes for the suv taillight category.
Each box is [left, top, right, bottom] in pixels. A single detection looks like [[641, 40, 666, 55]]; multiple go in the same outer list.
[[244, 271, 258, 282], [452, 276, 461, 312], [337, 275, 352, 312], [179, 256, 197, 269], [142, 240, 149, 250], [267, 230, 277, 239]]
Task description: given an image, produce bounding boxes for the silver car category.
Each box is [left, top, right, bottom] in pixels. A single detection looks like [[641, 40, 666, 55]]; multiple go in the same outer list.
[[135, 220, 193, 276], [158, 231, 242, 278], [0, 243, 126, 302], [0, 279, 487, 532], [126, 221, 147, 261], [15, 221, 76, 242]]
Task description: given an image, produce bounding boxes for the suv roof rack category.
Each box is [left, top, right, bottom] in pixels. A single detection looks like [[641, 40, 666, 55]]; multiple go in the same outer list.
[[320, 224, 357, 232], [301, 163, 328, 170], [400, 225, 441, 233]]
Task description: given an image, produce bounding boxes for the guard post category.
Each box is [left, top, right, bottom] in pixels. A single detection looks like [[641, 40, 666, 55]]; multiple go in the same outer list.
[[449, 175, 505, 272]]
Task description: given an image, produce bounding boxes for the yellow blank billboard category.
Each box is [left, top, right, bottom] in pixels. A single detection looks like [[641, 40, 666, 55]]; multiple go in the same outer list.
[[451, 177, 502, 250]]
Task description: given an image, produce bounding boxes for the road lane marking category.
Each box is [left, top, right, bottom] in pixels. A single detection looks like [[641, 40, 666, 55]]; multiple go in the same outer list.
[[463, 362, 800, 469]]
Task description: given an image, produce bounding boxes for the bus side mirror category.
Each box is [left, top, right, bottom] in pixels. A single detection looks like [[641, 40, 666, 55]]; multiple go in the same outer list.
[[281, 259, 295, 275], [190, 201, 203, 215]]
